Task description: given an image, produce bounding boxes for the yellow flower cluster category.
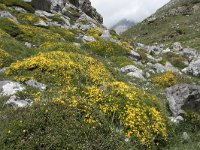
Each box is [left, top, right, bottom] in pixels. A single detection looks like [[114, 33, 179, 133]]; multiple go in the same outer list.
[[152, 71, 177, 87], [0, 48, 11, 67], [84, 39, 130, 57], [6, 51, 112, 86], [86, 28, 102, 37]]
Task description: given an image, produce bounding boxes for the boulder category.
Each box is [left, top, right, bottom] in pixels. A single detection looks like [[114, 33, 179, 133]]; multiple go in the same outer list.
[[5, 95, 32, 108], [181, 48, 198, 60], [121, 65, 145, 80], [130, 50, 141, 60], [82, 35, 96, 42], [173, 42, 183, 51], [148, 45, 163, 55], [25, 80, 47, 91], [148, 63, 166, 73], [0, 81, 25, 97], [101, 30, 111, 41], [0, 11, 18, 22], [182, 58, 200, 77], [169, 116, 184, 124], [0, 67, 7, 74], [165, 61, 180, 73], [166, 84, 200, 117]]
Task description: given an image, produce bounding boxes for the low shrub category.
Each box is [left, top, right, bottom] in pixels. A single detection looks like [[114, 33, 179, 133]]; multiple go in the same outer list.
[[0, 18, 21, 37], [48, 15, 66, 25], [0, 48, 12, 67], [86, 28, 103, 37], [6, 51, 168, 148], [152, 71, 177, 87], [49, 26, 76, 42], [16, 13, 40, 25], [162, 52, 187, 69], [0, 0, 35, 13], [82, 40, 130, 57], [0, 103, 131, 150]]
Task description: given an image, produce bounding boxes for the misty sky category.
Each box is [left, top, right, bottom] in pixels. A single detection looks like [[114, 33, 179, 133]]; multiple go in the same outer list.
[[91, 0, 170, 28]]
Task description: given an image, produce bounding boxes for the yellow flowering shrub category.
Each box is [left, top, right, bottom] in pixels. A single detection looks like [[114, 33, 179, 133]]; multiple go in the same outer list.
[[53, 81, 167, 148], [86, 28, 103, 37], [6, 50, 168, 148], [6, 51, 112, 86], [152, 71, 177, 87], [83, 39, 130, 57]]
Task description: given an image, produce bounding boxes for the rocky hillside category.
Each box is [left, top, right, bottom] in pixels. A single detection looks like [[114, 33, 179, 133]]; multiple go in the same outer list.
[[122, 0, 200, 51], [0, 0, 200, 149], [111, 19, 135, 34]]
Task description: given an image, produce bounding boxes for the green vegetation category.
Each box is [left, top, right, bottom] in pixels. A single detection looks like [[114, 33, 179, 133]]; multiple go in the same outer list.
[[16, 13, 40, 25], [48, 15, 66, 25], [82, 39, 130, 57], [0, 1, 200, 149], [0, 0, 35, 13]]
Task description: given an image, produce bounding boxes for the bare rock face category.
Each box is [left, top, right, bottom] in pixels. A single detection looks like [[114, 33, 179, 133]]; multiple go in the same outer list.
[[31, 0, 103, 23], [0, 81, 25, 97], [166, 84, 200, 117]]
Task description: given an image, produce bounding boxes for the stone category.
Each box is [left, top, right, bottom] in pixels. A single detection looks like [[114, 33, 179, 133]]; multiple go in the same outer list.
[[0, 11, 18, 22], [24, 42, 32, 48], [173, 42, 183, 51], [130, 50, 141, 60], [73, 42, 81, 47], [121, 65, 145, 80], [101, 30, 111, 41], [82, 35, 96, 42], [35, 10, 53, 17], [165, 61, 180, 73], [14, 7, 27, 13], [169, 116, 184, 124], [0, 67, 7, 74], [34, 19, 49, 27], [148, 45, 163, 55], [0, 81, 25, 97], [182, 132, 190, 141], [163, 48, 171, 53], [181, 48, 198, 60], [182, 58, 200, 77], [151, 63, 167, 73], [166, 84, 200, 117], [25, 80, 47, 91], [5, 95, 32, 108]]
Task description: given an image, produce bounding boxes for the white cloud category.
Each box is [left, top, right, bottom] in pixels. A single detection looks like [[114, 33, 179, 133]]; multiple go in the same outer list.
[[91, 0, 170, 27]]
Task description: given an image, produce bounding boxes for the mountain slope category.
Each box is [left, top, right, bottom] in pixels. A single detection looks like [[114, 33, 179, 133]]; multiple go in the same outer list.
[[111, 19, 135, 34], [122, 0, 200, 50], [0, 0, 200, 149]]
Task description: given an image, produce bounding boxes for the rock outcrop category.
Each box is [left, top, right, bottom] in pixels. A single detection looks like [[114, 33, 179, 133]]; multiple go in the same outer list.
[[166, 84, 200, 117], [31, 0, 103, 23]]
